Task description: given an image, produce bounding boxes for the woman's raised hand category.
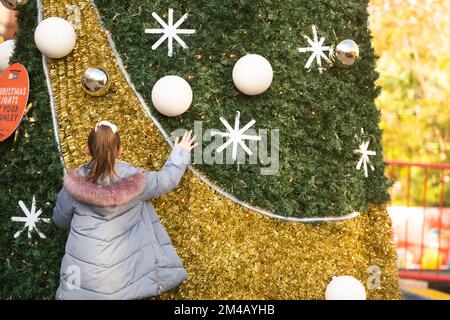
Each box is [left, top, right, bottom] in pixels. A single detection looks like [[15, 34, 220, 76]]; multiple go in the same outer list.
[[174, 130, 198, 152]]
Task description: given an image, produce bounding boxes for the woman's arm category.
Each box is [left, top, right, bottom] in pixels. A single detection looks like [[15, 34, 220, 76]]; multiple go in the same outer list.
[[53, 187, 76, 230], [140, 130, 197, 200]]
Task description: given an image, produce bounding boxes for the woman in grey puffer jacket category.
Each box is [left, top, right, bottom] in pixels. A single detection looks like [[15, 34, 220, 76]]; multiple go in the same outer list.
[[53, 121, 197, 300]]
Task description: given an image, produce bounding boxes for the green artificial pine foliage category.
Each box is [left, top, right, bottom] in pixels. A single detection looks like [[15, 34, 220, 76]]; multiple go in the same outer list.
[[95, 0, 389, 217], [0, 2, 65, 299]]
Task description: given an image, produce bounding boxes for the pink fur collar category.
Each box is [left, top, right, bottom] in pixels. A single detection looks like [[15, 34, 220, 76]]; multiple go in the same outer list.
[[64, 170, 146, 207]]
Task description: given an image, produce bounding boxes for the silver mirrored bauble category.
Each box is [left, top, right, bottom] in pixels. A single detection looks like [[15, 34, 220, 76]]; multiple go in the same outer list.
[[333, 39, 360, 67], [81, 67, 111, 96]]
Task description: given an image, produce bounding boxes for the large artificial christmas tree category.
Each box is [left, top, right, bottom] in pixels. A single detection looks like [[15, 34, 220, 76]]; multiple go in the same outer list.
[[0, 0, 400, 299]]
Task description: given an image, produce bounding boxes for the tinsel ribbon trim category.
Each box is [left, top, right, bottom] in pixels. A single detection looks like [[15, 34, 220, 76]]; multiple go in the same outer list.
[[37, 0, 66, 171]]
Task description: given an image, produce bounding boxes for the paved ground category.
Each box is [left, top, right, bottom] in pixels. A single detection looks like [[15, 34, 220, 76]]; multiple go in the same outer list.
[[402, 289, 450, 300], [400, 278, 450, 300], [402, 290, 433, 300]]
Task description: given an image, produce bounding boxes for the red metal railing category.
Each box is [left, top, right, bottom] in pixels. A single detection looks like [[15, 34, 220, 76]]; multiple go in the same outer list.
[[385, 161, 450, 282]]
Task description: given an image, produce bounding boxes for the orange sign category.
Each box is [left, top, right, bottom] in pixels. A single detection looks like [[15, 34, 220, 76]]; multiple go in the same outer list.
[[0, 63, 29, 142]]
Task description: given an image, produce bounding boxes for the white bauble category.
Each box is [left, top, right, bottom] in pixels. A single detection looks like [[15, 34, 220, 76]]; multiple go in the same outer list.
[[151, 75, 193, 117], [34, 17, 76, 59], [232, 54, 273, 95], [0, 40, 15, 72], [325, 276, 367, 300]]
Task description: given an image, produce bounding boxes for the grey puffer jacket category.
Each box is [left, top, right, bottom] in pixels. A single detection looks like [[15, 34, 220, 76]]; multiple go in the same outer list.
[[53, 146, 190, 300]]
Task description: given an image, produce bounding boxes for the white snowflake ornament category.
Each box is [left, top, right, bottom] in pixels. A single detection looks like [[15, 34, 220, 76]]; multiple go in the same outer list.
[[144, 8, 196, 57], [297, 25, 332, 73], [211, 111, 261, 162], [354, 140, 376, 178], [11, 196, 50, 239]]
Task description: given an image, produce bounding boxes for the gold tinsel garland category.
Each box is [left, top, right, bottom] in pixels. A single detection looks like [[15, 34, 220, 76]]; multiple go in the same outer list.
[[41, 0, 401, 299]]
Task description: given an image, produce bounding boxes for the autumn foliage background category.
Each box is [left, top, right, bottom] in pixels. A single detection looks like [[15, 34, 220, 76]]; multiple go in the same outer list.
[[369, 0, 450, 206]]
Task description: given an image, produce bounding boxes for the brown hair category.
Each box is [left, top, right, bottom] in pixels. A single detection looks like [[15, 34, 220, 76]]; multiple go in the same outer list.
[[86, 125, 121, 184]]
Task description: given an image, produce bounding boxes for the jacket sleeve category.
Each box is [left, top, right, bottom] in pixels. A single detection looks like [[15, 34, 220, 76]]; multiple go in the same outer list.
[[140, 146, 191, 200], [53, 186, 76, 230]]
